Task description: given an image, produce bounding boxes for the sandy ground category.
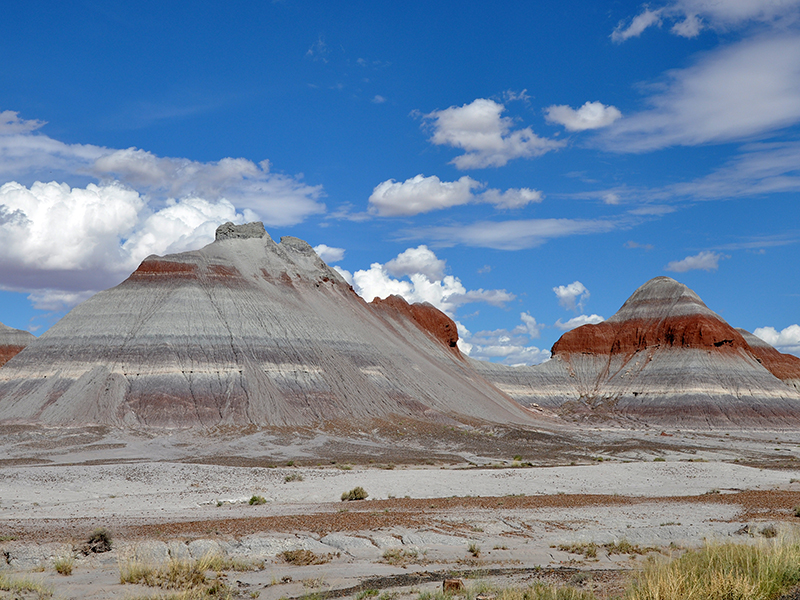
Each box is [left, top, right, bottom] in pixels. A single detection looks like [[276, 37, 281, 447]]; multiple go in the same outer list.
[[2, 425, 800, 599]]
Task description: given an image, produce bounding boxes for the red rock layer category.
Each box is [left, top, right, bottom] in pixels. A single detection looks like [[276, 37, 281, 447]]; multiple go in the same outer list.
[[0, 346, 26, 368], [739, 331, 800, 384], [552, 314, 750, 358], [371, 295, 460, 354], [128, 259, 200, 281]]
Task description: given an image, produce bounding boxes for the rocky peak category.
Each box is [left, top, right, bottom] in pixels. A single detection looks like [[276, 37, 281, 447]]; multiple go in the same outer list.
[[215, 221, 267, 241]]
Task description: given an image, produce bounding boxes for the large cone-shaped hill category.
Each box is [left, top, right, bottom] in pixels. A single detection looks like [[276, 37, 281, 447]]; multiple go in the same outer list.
[[0, 222, 541, 429], [0, 322, 35, 368], [473, 277, 800, 427]]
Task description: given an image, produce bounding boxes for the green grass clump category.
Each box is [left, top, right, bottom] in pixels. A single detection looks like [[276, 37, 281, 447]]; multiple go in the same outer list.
[[249, 495, 267, 505], [341, 486, 368, 501]]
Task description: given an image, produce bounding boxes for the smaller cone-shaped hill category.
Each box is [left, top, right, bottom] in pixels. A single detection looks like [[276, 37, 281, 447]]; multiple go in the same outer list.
[[473, 277, 800, 427], [0, 322, 35, 368]]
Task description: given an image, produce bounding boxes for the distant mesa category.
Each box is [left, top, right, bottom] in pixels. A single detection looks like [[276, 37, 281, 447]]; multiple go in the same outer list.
[[474, 276, 800, 427], [0, 222, 538, 430], [0, 322, 35, 368]]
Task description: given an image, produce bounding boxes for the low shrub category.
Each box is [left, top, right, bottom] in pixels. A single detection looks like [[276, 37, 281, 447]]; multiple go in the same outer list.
[[82, 527, 112, 554], [341, 486, 368, 501], [249, 495, 267, 505]]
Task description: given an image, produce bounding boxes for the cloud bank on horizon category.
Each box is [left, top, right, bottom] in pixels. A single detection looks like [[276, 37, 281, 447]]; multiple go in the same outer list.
[[0, 0, 798, 361]]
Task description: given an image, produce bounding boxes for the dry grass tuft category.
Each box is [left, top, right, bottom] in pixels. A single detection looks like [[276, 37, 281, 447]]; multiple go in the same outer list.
[[280, 549, 334, 566], [626, 538, 800, 600], [54, 555, 74, 575], [0, 572, 53, 598]]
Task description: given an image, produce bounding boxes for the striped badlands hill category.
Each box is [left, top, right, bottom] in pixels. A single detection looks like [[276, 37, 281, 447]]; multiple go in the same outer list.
[[0, 322, 35, 368], [473, 277, 800, 427], [0, 222, 544, 429]]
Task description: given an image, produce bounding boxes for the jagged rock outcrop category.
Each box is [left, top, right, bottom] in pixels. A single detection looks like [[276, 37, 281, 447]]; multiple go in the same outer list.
[[473, 277, 800, 427], [0, 222, 541, 429], [0, 322, 35, 368]]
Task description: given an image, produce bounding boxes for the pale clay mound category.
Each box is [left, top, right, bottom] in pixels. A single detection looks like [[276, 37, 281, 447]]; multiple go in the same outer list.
[[0, 222, 542, 429], [474, 276, 800, 427], [0, 320, 34, 368]]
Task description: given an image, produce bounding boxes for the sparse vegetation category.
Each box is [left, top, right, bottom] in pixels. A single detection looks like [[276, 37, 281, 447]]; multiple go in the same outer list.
[[382, 548, 420, 566], [468, 541, 481, 557], [249, 495, 267, 505], [284, 473, 304, 482], [119, 553, 262, 599], [83, 527, 113, 554], [760, 524, 778, 538], [653, 457, 666, 462], [556, 542, 598, 559], [0, 572, 53, 598], [54, 555, 74, 575], [355, 590, 379, 600], [626, 538, 800, 600], [280, 549, 334, 565], [341, 486, 369, 501]]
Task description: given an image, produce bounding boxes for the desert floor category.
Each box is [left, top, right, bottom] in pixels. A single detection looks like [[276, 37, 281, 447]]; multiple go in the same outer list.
[[2, 423, 800, 599]]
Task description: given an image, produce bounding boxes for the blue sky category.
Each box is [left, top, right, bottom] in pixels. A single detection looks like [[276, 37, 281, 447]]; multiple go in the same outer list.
[[1, 0, 799, 363]]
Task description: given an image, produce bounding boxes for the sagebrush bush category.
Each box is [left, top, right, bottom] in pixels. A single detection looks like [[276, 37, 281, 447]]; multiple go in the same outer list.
[[341, 486, 368, 501]]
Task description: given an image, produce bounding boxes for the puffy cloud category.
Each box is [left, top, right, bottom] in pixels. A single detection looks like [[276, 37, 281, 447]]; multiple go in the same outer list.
[[0, 113, 325, 226], [458, 317, 550, 366], [612, 0, 800, 41], [555, 314, 605, 331], [553, 281, 590, 312], [423, 98, 564, 169], [368, 173, 542, 216], [349, 247, 514, 316], [369, 174, 480, 216], [372, 95, 386, 104], [612, 8, 664, 42], [601, 34, 800, 151], [516, 312, 542, 338], [384, 245, 446, 281], [0, 181, 255, 297], [664, 250, 727, 272], [93, 149, 325, 226], [313, 244, 345, 263], [545, 101, 623, 131], [407, 217, 620, 251], [753, 324, 800, 356]]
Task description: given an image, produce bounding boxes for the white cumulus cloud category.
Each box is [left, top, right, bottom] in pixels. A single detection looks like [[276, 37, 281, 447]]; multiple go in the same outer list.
[[368, 173, 542, 216], [553, 281, 590, 312], [555, 314, 605, 331], [369, 174, 480, 216], [313, 244, 345, 263], [384, 245, 446, 281], [423, 98, 564, 169], [458, 317, 550, 366], [0, 180, 256, 297], [612, 8, 665, 42], [665, 250, 727, 272], [753, 324, 800, 356], [545, 101, 623, 131], [349, 247, 514, 317]]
